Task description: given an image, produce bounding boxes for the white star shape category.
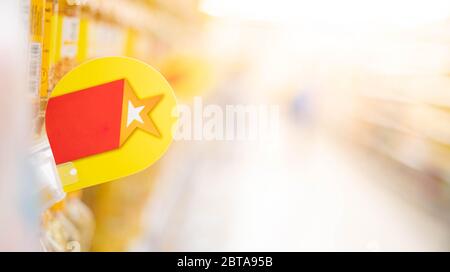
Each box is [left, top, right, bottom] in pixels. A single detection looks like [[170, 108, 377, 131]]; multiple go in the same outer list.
[[126, 100, 145, 127]]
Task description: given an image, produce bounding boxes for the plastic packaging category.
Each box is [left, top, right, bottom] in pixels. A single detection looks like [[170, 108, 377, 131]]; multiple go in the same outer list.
[[29, 138, 65, 211]]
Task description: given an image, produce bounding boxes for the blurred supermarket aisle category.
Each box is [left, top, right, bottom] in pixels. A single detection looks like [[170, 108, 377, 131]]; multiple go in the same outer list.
[[130, 1, 450, 251], [4, 0, 450, 252]]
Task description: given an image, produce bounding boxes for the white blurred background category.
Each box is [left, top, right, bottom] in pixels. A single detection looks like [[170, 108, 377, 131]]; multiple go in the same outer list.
[[135, 0, 450, 251]]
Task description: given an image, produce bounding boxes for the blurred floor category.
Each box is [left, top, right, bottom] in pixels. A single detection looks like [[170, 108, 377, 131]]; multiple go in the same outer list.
[[136, 118, 450, 251]]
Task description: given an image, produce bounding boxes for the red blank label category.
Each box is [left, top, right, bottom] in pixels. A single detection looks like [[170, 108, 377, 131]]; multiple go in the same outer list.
[[46, 79, 125, 164]]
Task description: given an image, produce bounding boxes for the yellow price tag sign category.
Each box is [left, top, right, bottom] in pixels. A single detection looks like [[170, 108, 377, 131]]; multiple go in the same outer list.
[[45, 57, 177, 192]]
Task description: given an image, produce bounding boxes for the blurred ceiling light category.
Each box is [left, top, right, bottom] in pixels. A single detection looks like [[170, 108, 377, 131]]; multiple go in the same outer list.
[[199, 0, 450, 30]]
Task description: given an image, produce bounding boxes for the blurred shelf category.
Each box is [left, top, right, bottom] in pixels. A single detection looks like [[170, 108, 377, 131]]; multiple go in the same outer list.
[[356, 110, 450, 186]]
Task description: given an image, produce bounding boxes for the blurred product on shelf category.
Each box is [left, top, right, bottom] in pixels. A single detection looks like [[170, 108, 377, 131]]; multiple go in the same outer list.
[[51, 0, 83, 91], [40, 192, 94, 252], [159, 54, 214, 100], [28, 0, 45, 135], [40, 200, 81, 251], [38, 0, 56, 121], [63, 192, 95, 251], [83, 167, 159, 252]]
